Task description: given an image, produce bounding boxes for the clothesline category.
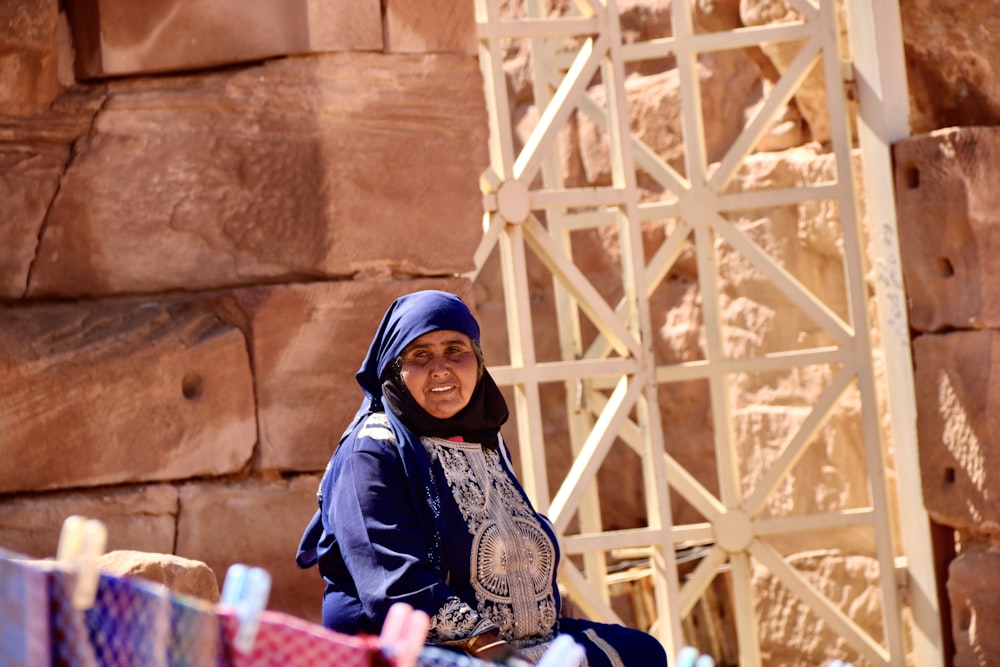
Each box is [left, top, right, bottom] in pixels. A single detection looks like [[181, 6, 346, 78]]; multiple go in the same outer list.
[[0, 516, 732, 667], [0, 516, 590, 667]]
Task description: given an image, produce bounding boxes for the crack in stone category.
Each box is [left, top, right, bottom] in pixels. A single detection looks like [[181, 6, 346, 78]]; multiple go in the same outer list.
[[23, 90, 111, 299]]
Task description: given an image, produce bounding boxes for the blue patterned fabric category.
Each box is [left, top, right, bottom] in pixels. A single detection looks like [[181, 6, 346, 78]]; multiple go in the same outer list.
[[84, 573, 171, 667], [169, 592, 226, 667], [48, 566, 99, 667], [0, 556, 51, 667]]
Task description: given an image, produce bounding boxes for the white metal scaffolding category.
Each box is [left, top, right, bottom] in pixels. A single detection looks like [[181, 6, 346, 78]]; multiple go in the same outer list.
[[469, 0, 942, 665]]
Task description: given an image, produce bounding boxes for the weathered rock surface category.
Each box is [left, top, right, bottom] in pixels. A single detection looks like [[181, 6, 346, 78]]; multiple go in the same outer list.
[[27, 52, 488, 298], [1, 89, 104, 299], [383, 0, 476, 55], [753, 550, 881, 666], [0, 299, 255, 493], [739, 0, 847, 146], [948, 540, 1000, 667], [0, 0, 62, 113], [99, 549, 221, 602], [576, 48, 764, 187], [900, 0, 1000, 135], [176, 475, 324, 623], [63, 0, 383, 79], [230, 277, 475, 472], [0, 485, 178, 557], [914, 331, 1000, 534], [895, 127, 1000, 332]]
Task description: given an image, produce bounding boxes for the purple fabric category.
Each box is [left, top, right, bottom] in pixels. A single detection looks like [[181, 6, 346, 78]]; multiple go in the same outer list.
[[0, 556, 52, 667], [85, 573, 171, 667], [48, 566, 99, 667]]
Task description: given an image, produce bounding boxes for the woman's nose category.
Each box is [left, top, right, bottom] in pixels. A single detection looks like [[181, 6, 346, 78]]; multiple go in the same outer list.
[[429, 355, 449, 375]]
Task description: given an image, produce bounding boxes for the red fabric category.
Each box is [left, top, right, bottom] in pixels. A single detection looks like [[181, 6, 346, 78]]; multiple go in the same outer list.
[[218, 608, 388, 667]]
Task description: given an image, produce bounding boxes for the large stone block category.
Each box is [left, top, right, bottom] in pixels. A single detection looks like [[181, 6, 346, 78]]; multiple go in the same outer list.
[[64, 0, 382, 79], [28, 53, 489, 298], [914, 331, 1000, 532], [895, 127, 1000, 332], [232, 277, 475, 472], [383, 0, 476, 55], [176, 475, 324, 624], [0, 0, 62, 112], [948, 540, 1000, 667], [0, 484, 178, 558], [0, 299, 256, 493]]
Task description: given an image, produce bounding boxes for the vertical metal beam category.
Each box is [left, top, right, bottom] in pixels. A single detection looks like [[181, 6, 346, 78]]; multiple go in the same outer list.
[[602, 0, 684, 651], [845, 1, 944, 664]]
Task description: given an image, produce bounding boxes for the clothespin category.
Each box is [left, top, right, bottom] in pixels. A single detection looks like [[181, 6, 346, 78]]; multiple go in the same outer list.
[[535, 634, 585, 667], [221, 563, 272, 653], [56, 515, 107, 610], [676, 646, 715, 667], [379, 602, 430, 667]]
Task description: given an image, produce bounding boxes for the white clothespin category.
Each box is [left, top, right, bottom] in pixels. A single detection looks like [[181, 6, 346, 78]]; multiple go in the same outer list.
[[536, 635, 585, 667], [56, 515, 107, 610], [221, 563, 271, 653], [379, 602, 430, 667], [676, 646, 715, 667]]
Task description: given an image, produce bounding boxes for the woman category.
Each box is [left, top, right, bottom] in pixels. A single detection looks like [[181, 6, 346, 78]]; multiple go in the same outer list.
[[297, 290, 667, 666]]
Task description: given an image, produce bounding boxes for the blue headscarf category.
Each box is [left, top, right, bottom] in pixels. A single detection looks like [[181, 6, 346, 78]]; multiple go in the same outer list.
[[355, 290, 482, 413]]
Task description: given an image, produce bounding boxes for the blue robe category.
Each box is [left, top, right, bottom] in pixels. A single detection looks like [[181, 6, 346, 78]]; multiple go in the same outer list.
[[296, 290, 666, 666], [298, 413, 666, 666]]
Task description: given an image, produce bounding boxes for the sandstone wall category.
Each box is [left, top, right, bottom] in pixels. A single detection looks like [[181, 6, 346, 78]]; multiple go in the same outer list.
[[2, 0, 999, 665], [896, 127, 1000, 667], [0, 0, 486, 624]]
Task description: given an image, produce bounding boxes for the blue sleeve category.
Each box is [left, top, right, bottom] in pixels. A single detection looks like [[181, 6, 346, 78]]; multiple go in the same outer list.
[[326, 435, 456, 625]]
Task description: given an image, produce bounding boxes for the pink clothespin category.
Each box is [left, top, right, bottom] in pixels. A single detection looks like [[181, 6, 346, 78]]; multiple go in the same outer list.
[[379, 602, 430, 667], [56, 515, 107, 611], [221, 563, 272, 653]]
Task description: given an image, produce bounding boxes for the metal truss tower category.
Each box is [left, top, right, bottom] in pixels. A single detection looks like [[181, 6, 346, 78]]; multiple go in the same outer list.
[[468, 1, 942, 664]]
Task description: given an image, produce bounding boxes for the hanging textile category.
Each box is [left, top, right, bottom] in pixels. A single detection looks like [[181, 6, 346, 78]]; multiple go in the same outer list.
[[48, 565, 100, 667], [218, 607, 384, 667], [169, 592, 226, 667], [84, 573, 171, 667], [0, 556, 52, 667], [1, 548, 587, 667]]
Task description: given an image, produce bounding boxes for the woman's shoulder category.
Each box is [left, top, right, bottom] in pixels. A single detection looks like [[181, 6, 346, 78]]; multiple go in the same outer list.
[[356, 412, 395, 441], [338, 412, 398, 455]]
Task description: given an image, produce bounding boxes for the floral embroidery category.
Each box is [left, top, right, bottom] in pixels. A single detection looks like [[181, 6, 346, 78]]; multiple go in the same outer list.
[[424, 437, 558, 642], [427, 597, 497, 643]]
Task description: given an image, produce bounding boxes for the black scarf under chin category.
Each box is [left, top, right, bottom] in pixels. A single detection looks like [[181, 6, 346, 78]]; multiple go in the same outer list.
[[381, 369, 509, 445]]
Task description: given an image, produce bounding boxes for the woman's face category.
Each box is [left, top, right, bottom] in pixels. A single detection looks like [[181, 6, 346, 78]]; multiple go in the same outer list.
[[399, 329, 480, 419]]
